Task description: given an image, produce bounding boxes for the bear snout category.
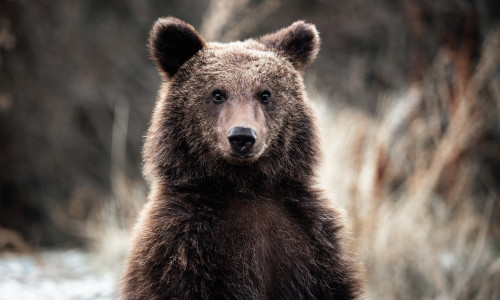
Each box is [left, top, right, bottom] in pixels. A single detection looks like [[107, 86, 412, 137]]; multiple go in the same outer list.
[[217, 100, 268, 164], [227, 127, 257, 155]]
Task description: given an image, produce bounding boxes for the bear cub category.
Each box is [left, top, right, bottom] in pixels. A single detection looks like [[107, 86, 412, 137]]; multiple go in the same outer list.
[[120, 17, 364, 299]]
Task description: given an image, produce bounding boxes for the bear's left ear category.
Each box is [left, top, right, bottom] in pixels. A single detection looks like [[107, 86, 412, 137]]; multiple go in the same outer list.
[[259, 21, 320, 71], [149, 17, 205, 77]]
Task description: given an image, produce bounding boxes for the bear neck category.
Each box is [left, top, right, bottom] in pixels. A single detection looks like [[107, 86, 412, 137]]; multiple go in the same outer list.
[[160, 157, 318, 200], [164, 173, 316, 202], [147, 140, 320, 201]]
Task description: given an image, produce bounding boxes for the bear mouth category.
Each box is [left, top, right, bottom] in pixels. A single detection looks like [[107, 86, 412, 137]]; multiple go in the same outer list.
[[221, 150, 262, 166], [226, 152, 258, 166], [219, 143, 267, 166], [230, 153, 255, 159]]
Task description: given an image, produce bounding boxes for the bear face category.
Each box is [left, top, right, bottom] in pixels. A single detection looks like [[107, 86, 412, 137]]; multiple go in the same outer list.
[[144, 17, 321, 189]]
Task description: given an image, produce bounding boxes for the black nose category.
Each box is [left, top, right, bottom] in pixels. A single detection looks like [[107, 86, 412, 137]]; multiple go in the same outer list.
[[227, 127, 257, 153]]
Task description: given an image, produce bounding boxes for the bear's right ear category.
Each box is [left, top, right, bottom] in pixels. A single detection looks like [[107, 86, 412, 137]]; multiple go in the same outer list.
[[149, 17, 205, 77]]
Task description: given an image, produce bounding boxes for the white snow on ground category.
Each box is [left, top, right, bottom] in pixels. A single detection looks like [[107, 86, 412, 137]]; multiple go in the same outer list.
[[0, 250, 118, 300]]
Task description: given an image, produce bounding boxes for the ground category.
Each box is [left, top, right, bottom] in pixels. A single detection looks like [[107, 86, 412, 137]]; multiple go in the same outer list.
[[0, 250, 118, 300]]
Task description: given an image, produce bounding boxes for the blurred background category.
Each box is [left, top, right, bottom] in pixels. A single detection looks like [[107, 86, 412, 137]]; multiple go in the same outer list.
[[1, 0, 499, 299]]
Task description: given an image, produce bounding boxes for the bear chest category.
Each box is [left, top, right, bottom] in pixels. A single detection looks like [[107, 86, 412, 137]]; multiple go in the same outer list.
[[209, 200, 316, 293]]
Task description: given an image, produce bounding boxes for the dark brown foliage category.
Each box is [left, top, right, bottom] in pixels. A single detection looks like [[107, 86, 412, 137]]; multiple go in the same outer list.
[[120, 17, 363, 299]]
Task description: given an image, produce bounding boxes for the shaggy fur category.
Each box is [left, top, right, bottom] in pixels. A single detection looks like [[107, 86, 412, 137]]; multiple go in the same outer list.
[[121, 17, 364, 299]]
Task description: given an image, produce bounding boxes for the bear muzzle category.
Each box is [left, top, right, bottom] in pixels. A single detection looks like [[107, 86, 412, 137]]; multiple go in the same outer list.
[[227, 127, 257, 155]]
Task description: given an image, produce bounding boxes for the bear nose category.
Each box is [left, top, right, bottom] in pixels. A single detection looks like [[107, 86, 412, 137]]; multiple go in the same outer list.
[[227, 127, 257, 153]]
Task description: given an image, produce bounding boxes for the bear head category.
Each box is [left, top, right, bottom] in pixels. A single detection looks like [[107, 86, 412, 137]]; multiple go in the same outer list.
[[144, 17, 321, 191]]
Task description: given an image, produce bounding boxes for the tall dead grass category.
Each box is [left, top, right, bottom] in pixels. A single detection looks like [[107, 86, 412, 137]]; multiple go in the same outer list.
[[318, 26, 500, 299]]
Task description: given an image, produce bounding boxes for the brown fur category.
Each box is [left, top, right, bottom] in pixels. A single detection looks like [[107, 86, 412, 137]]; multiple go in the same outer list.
[[121, 17, 364, 299]]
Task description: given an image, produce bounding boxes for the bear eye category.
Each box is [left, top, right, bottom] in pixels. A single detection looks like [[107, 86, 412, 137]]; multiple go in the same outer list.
[[212, 90, 225, 103], [260, 90, 271, 104]]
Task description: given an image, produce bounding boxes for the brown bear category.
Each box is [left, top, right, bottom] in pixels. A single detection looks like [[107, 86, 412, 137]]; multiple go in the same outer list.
[[120, 17, 364, 299]]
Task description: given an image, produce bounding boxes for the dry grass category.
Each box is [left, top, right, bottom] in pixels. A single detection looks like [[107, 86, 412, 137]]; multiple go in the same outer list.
[[317, 26, 500, 299]]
